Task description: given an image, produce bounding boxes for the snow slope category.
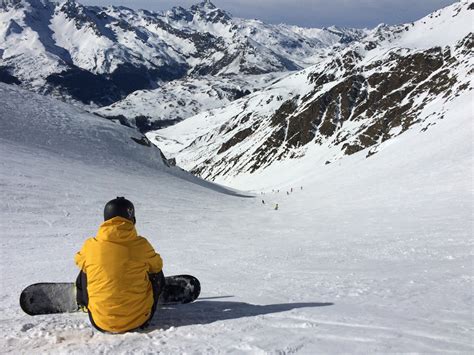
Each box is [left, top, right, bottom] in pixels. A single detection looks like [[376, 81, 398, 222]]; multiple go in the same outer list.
[[0, 75, 473, 354]]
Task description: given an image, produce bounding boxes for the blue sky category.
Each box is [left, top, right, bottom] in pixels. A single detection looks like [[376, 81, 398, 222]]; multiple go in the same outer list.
[[78, 0, 458, 28]]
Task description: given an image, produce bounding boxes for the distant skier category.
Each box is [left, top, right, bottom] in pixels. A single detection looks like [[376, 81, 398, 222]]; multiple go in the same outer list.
[[75, 197, 165, 333], [274, 203, 279, 210], [262, 200, 265, 204]]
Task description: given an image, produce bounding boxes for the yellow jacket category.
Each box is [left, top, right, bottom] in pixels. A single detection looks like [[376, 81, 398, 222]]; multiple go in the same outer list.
[[75, 216, 163, 333]]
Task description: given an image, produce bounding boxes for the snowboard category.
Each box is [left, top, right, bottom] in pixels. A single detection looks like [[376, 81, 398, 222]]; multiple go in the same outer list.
[[20, 274, 200, 316]]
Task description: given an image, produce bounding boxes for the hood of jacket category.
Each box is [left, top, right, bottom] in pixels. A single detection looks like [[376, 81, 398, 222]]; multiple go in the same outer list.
[[96, 216, 138, 242]]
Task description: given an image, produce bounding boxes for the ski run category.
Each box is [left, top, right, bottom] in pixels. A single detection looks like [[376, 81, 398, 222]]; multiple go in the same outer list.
[[0, 72, 472, 354]]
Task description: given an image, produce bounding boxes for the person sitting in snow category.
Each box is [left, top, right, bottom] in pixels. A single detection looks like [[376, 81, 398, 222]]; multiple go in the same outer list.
[[74, 197, 165, 333]]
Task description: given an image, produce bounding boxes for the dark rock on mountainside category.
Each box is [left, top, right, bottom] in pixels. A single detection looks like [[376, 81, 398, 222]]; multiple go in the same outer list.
[[46, 63, 188, 105], [231, 47, 451, 162], [0, 67, 21, 85], [134, 116, 182, 133], [46, 67, 121, 105], [259, 45, 458, 162]]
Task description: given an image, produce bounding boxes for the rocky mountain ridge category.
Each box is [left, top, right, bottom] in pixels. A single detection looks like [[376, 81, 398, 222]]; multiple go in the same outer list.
[[151, 1, 473, 187]]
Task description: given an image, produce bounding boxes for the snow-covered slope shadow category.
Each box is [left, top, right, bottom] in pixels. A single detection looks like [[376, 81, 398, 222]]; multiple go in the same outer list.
[[151, 301, 334, 330]]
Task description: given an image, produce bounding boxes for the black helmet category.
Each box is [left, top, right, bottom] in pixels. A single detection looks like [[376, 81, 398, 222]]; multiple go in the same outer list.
[[104, 197, 136, 224]]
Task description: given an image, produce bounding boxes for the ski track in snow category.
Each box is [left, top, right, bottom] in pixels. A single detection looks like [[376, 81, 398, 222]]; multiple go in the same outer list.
[[0, 77, 473, 354]]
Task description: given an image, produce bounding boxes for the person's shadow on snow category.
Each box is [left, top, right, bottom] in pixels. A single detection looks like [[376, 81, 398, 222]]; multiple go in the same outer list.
[[146, 299, 334, 330]]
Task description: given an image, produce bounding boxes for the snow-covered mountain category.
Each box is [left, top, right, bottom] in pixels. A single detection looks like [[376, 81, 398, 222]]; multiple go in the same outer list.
[[94, 73, 284, 131], [151, 1, 474, 189], [0, 0, 365, 106]]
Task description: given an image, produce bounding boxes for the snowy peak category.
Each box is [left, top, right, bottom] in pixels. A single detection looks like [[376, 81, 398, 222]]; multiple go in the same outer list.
[[167, 0, 231, 24], [195, 0, 217, 9], [57, 0, 119, 41], [361, 0, 474, 50], [191, 0, 218, 12], [324, 25, 367, 44], [2, 0, 39, 8], [3, 0, 55, 10]]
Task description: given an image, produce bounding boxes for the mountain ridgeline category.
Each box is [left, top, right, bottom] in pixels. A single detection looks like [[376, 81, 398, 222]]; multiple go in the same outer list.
[[0, 0, 364, 106]]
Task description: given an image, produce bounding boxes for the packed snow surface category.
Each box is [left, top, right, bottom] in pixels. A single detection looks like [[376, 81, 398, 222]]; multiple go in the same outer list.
[[0, 81, 473, 353]]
